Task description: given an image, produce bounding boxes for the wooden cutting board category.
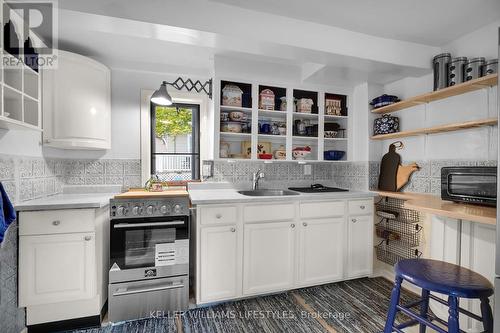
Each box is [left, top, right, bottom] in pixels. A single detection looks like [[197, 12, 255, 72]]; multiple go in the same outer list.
[[114, 189, 189, 199]]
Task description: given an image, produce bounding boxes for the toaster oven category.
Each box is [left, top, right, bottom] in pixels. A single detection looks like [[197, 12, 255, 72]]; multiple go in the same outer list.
[[441, 166, 497, 206]]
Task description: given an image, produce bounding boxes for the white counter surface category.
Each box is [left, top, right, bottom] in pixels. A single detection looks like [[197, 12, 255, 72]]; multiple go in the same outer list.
[[189, 188, 376, 205], [15, 193, 116, 211]]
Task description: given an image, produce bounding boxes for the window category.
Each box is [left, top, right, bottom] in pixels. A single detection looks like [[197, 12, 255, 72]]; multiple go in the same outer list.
[[150, 103, 200, 181]]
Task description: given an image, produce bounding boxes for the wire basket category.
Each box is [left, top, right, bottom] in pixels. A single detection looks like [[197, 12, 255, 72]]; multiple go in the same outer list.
[[375, 197, 420, 224], [375, 240, 422, 266], [375, 219, 423, 247]]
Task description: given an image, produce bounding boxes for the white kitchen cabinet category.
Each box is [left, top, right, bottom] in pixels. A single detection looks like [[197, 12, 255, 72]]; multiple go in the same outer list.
[[199, 225, 239, 302], [298, 218, 344, 286], [18, 207, 109, 326], [346, 215, 373, 278], [43, 50, 111, 150], [243, 221, 296, 295], [19, 232, 96, 306]]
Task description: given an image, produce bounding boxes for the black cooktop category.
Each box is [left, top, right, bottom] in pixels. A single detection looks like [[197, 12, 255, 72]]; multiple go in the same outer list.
[[289, 184, 349, 193]]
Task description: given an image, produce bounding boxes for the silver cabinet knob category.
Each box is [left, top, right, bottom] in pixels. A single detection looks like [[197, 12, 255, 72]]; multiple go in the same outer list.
[[84, 236, 92, 241], [230, 227, 236, 232], [360, 205, 366, 210], [52, 220, 60, 226], [291, 223, 295, 228], [352, 218, 357, 223], [216, 213, 222, 219], [303, 222, 308, 227]]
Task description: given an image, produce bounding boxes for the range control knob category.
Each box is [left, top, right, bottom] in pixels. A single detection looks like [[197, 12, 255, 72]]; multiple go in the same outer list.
[[160, 205, 170, 214], [132, 206, 142, 216], [116, 206, 127, 216], [146, 205, 154, 215], [173, 204, 182, 214]]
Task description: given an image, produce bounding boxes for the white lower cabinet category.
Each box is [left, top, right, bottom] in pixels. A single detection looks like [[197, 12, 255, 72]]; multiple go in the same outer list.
[[298, 218, 344, 286], [347, 215, 373, 278], [18, 207, 109, 325], [243, 221, 295, 295], [19, 232, 96, 306], [199, 225, 239, 302], [195, 197, 374, 305]]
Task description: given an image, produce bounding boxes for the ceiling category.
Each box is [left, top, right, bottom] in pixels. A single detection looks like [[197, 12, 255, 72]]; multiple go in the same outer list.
[[211, 0, 500, 46], [43, 0, 499, 86]]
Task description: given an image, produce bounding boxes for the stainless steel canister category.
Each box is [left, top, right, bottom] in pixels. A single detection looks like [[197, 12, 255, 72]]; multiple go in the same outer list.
[[483, 59, 498, 76], [433, 53, 451, 90], [465, 57, 486, 81], [448, 57, 467, 86]]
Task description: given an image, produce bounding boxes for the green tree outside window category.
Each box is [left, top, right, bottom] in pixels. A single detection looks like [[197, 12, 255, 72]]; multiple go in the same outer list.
[[155, 106, 192, 152]]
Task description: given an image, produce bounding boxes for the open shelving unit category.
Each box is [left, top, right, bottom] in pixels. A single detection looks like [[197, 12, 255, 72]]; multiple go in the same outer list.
[[370, 74, 498, 140], [215, 78, 350, 162]]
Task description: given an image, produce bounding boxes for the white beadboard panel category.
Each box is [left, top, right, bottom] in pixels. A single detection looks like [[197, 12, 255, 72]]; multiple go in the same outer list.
[[488, 126, 498, 161], [390, 104, 426, 131], [426, 89, 488, 127], [382, 136, 426, 161], [426, 128, 490, 160], [488, 86, 498, 118]]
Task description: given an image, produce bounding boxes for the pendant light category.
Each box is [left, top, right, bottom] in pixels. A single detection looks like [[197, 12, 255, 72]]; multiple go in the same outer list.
[[150, 81, 173, 106]]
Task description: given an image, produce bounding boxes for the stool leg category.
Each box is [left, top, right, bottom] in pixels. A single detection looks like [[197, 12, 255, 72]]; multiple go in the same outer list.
[[419, 289, 430, 333], [447, 296, 459, 333], [384, 276, 403, 333], [480, 297, 493, 333]]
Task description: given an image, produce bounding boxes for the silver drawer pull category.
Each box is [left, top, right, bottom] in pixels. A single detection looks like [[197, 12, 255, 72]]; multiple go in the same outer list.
[[360, 205, 366, 209], [84, 236, 92, 241], [352, 218, 357, 223], [113, 284, 184, 297], [230, 227, 236, 232], [303, 222, 308, 227], [52, 220, 61, 226], [291, 223, 295, 228], [216, 213, 222, 219]]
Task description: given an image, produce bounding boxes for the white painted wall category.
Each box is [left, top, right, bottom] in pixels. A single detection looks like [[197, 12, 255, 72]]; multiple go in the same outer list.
[[368, 22, 499, 162], [0, 68, 213, 160]]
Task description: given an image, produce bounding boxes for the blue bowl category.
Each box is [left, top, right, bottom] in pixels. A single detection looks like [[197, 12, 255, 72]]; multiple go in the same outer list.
[[324, 150, 345, 161]]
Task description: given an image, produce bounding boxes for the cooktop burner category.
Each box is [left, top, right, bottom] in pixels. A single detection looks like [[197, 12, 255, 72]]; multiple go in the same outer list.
[[288, 184, 349, 193]]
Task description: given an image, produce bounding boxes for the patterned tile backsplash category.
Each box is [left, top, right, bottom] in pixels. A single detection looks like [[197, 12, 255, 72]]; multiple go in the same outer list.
[[368, 159, 497, 194], [0, 154, 141, 333], [0, 155, 142, 205]]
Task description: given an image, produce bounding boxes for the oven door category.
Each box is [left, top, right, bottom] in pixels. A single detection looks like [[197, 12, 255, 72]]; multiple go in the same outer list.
[[110, 216, 189, 282]]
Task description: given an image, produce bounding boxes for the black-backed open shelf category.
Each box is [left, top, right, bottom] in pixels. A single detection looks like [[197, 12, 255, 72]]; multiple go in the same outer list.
[[325, 93, 348, 117], [259, 85, 286, 111], [293, 89, 318, 114], [221, 80, 252, 108]]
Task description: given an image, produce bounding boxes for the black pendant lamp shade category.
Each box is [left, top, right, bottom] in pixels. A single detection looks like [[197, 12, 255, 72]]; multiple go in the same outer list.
[[151, 81, 173, 106]]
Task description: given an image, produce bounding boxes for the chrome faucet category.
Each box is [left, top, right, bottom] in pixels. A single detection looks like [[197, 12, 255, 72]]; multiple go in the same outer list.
[[252, 169, 265, 190]]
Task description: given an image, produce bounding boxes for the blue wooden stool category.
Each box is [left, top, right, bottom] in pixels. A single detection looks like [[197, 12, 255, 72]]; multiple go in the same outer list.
[[384, 259, 494, 333]]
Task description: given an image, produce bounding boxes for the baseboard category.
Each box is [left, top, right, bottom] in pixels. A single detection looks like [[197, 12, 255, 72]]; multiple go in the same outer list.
[[26, 315, 101, 333]]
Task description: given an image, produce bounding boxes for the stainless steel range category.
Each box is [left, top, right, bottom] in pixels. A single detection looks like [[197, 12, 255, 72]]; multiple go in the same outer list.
[[108, 196, 190, 323]]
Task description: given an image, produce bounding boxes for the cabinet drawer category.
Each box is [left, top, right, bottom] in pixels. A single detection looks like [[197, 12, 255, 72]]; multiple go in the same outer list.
[[348, 200, 373, 215], [19, 209, 95, 236], [300, 201, 345, 219], [199, 205, 238, 225], [244, 203, 295, 223]]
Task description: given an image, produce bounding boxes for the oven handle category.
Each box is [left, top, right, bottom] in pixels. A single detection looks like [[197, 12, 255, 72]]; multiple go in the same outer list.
[[113, 221, 185, 229], [112, 283, 185, 296]]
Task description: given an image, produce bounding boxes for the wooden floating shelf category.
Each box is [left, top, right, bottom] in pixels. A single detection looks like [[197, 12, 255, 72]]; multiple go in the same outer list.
[[371, 74, 498, 115], [371, 118, 498, 140]]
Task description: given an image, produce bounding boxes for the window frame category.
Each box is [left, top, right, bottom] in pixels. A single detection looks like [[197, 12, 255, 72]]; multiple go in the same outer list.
[[150, 103, 201, 181]]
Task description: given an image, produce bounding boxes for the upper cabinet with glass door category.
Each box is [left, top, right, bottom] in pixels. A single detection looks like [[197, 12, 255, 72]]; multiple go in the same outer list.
[[0, 2, 43, 131]]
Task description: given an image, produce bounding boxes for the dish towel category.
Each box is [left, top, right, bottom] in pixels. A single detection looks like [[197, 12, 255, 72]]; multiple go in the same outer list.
[[0, 182, 16, 244]]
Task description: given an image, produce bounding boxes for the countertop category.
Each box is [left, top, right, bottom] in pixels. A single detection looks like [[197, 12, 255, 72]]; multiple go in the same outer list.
[[375, 191, 496, 225], [15, 193, 117, 211], [189, 188, 376, 205], [114, 188, 189, 199]]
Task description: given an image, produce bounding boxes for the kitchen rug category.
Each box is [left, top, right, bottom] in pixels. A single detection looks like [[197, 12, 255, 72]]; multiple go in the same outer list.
[[181, 292, 326, 333], [65, 316, 178, 333], [293, 277, 420, 333]]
